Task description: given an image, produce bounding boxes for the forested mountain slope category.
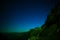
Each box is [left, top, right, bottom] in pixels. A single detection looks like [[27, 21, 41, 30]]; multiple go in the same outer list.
[[28, 3, 60, 40]]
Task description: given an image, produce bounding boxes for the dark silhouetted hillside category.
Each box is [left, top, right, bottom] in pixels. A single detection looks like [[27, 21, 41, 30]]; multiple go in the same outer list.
[[28, 3, 60, 40]]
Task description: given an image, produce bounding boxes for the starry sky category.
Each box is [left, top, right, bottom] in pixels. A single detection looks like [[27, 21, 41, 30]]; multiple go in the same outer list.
[[0, 0, 60, 33]]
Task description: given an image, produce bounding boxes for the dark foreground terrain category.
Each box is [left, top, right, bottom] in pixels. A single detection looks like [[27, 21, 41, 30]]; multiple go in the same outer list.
[[1, 3, 60, 40]]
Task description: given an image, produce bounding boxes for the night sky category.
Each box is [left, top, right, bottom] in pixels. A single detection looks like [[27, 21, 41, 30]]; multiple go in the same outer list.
[[1, 0, 60, 33]]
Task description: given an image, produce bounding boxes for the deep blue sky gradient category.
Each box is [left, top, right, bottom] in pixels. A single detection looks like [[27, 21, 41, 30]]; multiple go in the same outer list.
[[1, 0, 60, 33]]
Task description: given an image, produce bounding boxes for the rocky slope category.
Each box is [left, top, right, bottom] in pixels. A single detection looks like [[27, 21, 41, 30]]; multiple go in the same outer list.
[[28, 3, 60, 40]]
